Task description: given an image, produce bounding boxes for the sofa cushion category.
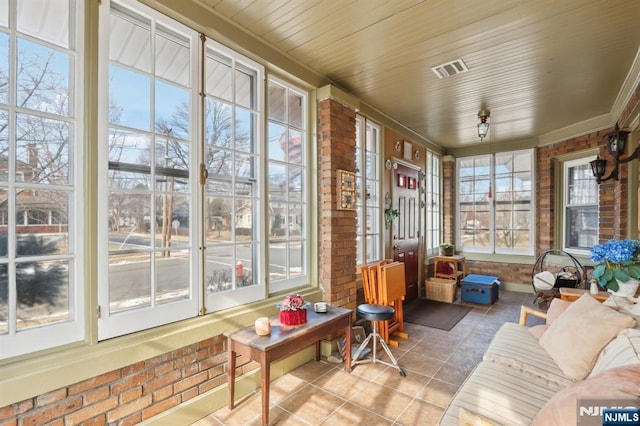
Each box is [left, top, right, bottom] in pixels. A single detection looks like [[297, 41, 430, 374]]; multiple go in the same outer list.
[[527, 298, 573, 339], [532, 364, 640, 426], [545, 297, 573, 324], [528, 324, 546, 339], [483, 322, 573, 388], [458, 407, 496, 426], [539, 293, 636, 380], [438, 361, 568, 426], [589, 328, 640, 377]]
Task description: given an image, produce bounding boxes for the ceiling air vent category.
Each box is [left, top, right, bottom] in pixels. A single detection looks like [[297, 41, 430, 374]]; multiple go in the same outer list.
[[431, 59, 468, 79]]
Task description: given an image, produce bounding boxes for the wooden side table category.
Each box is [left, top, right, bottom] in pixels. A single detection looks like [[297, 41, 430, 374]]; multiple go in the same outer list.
[[559, 287, 610, 303], [434, 255, 467, 280], [225, 306, 352, 426]]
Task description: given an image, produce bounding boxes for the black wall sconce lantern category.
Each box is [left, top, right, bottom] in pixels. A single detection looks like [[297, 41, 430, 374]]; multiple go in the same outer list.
[[590, 123, 639, 184]]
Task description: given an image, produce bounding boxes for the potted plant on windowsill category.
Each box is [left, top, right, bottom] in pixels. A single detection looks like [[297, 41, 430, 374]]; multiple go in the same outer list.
[[439, 243, 455, 256], [590, 239, 640, 296]]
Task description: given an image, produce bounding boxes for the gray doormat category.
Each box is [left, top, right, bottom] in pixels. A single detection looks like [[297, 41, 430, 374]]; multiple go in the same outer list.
[[404, 299, 472, 331]]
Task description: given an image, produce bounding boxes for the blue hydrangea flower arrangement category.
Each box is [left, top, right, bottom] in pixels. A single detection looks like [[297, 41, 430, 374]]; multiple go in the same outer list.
[[590, 239, 640, 292]]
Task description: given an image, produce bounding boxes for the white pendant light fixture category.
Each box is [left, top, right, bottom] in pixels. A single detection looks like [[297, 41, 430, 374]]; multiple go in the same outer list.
[[477, 110, 490, 141]]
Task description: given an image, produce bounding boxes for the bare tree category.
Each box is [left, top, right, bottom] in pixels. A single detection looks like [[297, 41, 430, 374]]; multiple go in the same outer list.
[[0, 44, 73, 318]]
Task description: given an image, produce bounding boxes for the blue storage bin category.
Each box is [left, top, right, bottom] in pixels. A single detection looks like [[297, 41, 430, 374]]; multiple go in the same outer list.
[[461, 274, 500, 305]]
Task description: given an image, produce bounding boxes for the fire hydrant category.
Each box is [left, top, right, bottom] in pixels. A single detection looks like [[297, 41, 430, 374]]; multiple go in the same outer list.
[[236, 261, 243, 277]]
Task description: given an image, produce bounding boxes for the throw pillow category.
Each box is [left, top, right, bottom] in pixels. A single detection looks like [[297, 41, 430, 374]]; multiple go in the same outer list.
[[532, 364, 640, 426], [539, 293, 636, 380], [589, 328, 640, 377], [546, 298, 573, 324], [527, 298, 574, 339], [528, 324, 547, 339]]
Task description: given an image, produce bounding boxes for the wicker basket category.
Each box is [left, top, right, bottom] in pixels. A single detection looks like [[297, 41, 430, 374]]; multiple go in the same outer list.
[[425, 278, 457, 303]]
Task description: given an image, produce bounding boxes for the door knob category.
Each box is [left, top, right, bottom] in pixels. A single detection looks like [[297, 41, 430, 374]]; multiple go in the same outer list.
[[393, 244, 400, 250]]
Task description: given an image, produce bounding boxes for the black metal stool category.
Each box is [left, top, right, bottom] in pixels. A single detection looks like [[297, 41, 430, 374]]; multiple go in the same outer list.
[[351, 303, 406, 376]]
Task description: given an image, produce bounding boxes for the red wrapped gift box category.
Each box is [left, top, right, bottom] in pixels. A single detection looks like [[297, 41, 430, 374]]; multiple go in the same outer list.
[[279, 309, 307, 325]]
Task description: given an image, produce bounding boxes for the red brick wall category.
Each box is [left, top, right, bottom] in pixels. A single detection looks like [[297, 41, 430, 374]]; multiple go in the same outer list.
[[443, 123, 640, 284], [465, 259, 533, 285], [317, 98, 358, 309], [619, 79, 640, 127], [537, 128, 629, 244], [0, 336, 239, 425], [440, 126, 633, 283], [442, 158, 455, 245]]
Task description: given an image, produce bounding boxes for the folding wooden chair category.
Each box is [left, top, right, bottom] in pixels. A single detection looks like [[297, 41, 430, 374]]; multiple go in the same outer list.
[[360, 260, 391, 344], [377, 261, 409, 346], [361, 259, 392, 304]]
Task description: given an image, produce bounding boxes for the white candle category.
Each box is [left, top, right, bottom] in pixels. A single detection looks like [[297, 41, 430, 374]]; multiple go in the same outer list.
[[255, 317, 271, 335]]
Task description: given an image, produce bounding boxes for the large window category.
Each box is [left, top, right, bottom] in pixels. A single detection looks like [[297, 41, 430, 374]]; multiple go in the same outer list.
[[425, 151, 441, 256], [98, 0, 308, 339], [0, 0, 84, 359], [267, 77, 307, 292], [457, 150, 534, 255], [563, 157, 598, 252], [202, 41, 264, 311], [355, 116, 381, 265], [98, 0, 199, 338]]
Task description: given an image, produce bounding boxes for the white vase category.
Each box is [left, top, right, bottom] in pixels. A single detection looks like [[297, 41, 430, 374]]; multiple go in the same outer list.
[[609, 278, 640, 297]]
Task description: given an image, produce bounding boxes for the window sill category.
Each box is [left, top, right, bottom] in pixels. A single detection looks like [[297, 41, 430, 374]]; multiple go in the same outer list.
[[426, 252, 536, 265], [459, 252, 535, 264]]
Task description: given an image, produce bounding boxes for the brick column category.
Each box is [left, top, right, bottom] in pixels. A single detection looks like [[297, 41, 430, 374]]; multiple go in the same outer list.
[[317, 98, 357, 309], [536, 145, 556, 252], [442, 156, 455, 245]]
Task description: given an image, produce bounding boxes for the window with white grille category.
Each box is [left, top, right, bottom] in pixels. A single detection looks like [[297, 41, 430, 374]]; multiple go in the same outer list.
[[0, 0, 84, 359]]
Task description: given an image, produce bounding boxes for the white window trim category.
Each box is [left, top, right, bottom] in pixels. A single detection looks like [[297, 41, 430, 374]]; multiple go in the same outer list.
[[0, 0, 85, 360], [97, 0, 200, 339], [495, 150, 535, 256], [355, 115, 382, 266], [202, 38, 266, 311], [425, 151, 442, 257], [267, 75, 309, 294], [456, 154, 493, 254], [456, 149, 535, 256], [562, 155, 598, 256]]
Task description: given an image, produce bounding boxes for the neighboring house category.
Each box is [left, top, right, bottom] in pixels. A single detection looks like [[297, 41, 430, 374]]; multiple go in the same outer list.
[[0, 148, 68, 234]]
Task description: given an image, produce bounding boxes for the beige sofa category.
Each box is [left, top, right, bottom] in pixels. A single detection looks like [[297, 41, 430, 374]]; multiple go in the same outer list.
[[439, 293, 640, 425]]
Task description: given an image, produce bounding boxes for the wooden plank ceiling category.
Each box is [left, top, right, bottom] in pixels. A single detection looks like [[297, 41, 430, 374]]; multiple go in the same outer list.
[[195, 0, 640, 149]]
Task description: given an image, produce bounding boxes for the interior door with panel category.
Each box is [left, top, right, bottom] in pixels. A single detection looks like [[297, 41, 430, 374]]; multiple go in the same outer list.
[[392, 162, 421, 301]]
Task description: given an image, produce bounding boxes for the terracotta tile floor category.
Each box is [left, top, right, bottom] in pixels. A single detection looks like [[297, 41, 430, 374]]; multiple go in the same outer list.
[[193, 290, 544, 425]]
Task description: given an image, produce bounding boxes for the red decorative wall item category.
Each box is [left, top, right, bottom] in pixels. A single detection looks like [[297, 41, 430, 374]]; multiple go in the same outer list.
[[279, 309, 307, 325]]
